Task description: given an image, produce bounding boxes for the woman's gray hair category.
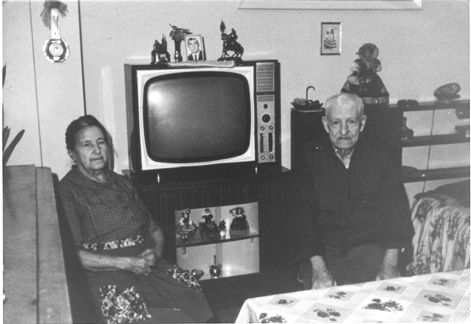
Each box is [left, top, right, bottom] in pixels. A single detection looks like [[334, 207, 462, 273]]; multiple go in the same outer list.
[[65, 115, 109, 151], [323, 93, 365, 116]]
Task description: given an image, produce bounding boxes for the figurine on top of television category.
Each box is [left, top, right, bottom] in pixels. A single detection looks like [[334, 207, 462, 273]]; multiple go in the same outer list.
[[229, 206, 250, 237], [218, 20, 244, 63], [341, 43, 389, 105], [176, 208, 197, 241], [169, 24, 192, 62], [199, 208, 219, 239], [150, 35, 171, 64]]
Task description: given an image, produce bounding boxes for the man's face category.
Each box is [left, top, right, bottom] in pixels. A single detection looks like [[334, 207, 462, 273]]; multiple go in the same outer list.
[[188, 39, 199, 54], [322, 103, 366, 151]]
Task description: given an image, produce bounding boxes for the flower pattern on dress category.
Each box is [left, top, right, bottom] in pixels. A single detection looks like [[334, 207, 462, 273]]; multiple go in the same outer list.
[[82, 234, 144, 252], [167, 264, 202, 290], [99, 285, 151, 324]]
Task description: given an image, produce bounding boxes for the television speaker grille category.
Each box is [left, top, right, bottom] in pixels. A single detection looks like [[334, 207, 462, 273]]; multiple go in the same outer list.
[[256, 62, 275, 93]]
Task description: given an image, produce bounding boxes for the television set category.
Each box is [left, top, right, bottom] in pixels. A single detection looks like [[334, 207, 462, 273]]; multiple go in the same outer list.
[[125, 60, 280, 183]]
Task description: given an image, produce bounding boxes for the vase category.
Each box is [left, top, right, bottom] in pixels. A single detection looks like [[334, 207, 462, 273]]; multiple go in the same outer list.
[[174, 40, 183, 62]]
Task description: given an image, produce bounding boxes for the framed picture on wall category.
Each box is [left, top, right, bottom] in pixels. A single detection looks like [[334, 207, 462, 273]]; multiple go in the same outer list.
[[320, 22, 342, 55], [184, 34, 206, 62]]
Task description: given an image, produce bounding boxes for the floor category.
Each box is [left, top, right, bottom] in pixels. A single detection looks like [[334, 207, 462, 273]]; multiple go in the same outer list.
[[202, 264, 303, 323]]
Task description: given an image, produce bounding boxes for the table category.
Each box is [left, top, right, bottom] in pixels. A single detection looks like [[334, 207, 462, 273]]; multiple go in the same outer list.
[[236, 269, 469, 323]]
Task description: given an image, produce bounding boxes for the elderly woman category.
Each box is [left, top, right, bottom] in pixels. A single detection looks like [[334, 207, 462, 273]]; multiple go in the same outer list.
[[59, 115, 214, 323]]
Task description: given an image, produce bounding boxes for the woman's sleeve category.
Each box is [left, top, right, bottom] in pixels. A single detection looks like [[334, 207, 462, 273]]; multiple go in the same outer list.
[[117, 175, 153, 225]]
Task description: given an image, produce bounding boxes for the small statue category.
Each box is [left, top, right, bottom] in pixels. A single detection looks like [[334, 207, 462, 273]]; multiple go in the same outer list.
[[229, 206, 250, 237], [169, 24, 192, 62], [341, 43, 389, 105], [199, 208, 219, 239], [209, 255, 222, 279], [176, 209, 197, 241], [150, 35, 170, 64], [218, 20, 244, 63]]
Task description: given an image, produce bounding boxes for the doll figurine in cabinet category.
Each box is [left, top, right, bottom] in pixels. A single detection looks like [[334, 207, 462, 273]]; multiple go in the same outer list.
[[199, 208, 219, 239], [229, 206, 250, 237], [176, 209, 197, 241]]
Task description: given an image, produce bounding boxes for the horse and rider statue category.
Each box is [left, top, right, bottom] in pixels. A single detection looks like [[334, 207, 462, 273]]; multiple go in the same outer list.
[[218, 20, 244, 62]]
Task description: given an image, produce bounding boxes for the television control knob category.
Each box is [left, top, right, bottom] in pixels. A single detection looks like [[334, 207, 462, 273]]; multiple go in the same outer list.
[[269, 155, 274, 159], [262, 114, 271, 123], [269, 126, 273, 130], [263, 104, 269, 109], [260, 126, 265, 130], [261, 156, 265, 160]]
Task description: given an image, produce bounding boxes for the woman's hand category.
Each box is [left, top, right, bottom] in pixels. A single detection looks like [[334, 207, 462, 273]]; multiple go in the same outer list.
[[139, 248, 162, 268], [376, 248, 401, 280], [376, 264, 401, 280], [122, 256, 152, 275]]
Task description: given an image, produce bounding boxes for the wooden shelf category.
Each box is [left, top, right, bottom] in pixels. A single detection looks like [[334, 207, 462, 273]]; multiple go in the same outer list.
[[176, 232, 259, 248], [402, 133, 470, 147], [402, 166, 470, 182], [398, 99, 470, 111]]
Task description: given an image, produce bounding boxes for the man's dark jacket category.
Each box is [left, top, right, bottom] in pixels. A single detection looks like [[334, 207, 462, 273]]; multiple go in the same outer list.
[[293, 136, 414, 261]]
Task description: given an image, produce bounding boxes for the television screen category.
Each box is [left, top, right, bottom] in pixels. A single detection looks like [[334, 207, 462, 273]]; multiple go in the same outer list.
[[143, 71, 251, 163]]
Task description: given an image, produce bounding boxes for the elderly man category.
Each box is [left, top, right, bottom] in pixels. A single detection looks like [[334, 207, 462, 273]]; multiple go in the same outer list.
[[293, 93, 413, 289]]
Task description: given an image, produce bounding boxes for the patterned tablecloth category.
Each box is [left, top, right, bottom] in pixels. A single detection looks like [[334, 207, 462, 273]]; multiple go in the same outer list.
[[235, 269, 469, 323]]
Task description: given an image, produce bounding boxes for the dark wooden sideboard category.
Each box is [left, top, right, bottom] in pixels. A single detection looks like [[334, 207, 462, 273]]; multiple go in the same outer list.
[[136, 169, 294, 271]]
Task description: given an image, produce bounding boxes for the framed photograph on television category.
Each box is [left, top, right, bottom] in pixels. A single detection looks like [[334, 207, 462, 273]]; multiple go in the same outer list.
[[184, 34, 206, 62], [320, 22, 342, 55]]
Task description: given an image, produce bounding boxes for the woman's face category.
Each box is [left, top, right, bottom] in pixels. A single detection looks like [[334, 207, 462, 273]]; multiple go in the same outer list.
[[68, 126, 108, 174]]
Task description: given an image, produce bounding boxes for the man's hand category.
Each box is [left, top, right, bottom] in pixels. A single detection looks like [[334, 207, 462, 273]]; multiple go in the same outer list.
[[310, 255, 335, 289], [376, 248, 401, 280], [376, 264, 401, 280], [312, 268, 335, 289]]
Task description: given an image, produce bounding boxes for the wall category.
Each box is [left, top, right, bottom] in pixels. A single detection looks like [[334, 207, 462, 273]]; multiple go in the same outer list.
[[3, 0, 469, 195], [3, 0, 85, 174]]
